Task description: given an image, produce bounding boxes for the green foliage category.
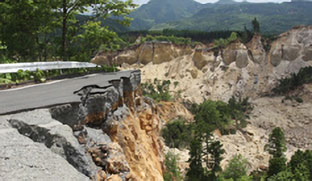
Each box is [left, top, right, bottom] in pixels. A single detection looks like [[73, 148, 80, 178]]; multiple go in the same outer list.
[[72, 21, 127, 61], [161, 118, 192, 149], [283, 96, 303, 103], [213, 32, 238, 48], [163, 152, 182, 181], [186, 137, 205, 181], [289, 150, 312, 180], [273, 66, 312, 95], [0, 0, 136, 62], [228, 96, 252, 130], [130, 0, 202, 30], [0, 0, 56, 60], [142, 79, 172, 102], [187, 99, 230, 181], [194, 100, 225, 133], [221, 154, 249, 181], [205, 140, 225, 179], [193, 97, 251, 134], [0, 41, 7, 50], [293, 163, 310, 181], [252, 18, 260, 33], [267, 169, 294, 181], [140, 35, 192, 45], [267, 157, 288, 177], [120, 29, 236, 44], [265, 127, 287, 158], [140, 1, 312, 34], [265, 127, 287, 178], [187, 130, 225, 181], [33, 69, 46, 83], [0, 66, 115, 85]]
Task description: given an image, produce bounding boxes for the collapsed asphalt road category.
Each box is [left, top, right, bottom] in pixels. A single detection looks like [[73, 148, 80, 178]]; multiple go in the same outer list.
[[0, 70, 137, 115]]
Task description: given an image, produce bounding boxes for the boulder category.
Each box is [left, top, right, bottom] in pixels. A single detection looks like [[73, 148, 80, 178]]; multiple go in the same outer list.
[[137, 43, 154, 65], [303, 46, 312, 61], [192, 49, 215, 70], [236, 50, 249, 68], [0, 118, 89, 180]]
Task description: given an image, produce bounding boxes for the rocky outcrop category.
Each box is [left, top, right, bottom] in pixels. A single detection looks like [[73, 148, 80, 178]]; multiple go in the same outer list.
[[0, 116, 89, 180], [91, 42, 193, 66], [247, 34, 266, 64], [0, 70, 165, 180], [113, 26, 312, 103]]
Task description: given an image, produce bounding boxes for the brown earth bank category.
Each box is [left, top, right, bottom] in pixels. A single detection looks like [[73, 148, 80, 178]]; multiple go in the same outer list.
[[1, 71, 186, 181]]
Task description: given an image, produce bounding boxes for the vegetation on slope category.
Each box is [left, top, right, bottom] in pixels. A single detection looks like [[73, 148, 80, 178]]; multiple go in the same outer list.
[[137, 2, 312, 34], [273, 66, 312, 95], [130, 0, 203, 30]]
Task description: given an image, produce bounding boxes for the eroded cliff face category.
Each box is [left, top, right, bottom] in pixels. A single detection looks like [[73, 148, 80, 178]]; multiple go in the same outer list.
[[91, 26, 312, 172], [0, 71, 167, 181], [92, 42, 193, 67], [93, 26, 312, 104]]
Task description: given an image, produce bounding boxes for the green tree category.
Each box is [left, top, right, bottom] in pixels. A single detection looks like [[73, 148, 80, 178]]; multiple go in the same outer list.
[[73, 21, 125, 61], [194, 100, 222, 132], [265, 127, 287, 158], [267, 169, 294, 181], [293, 163, 310, 181], [289, 150, 305, 173], [161, 118, 192, 149], [187, 100, 226, 181], [0, 1, 56, 60], [222, 154, 249, 181], [303, 150, 312, 180], [186, 137, 205, 181], [252, 17, 260, 33], [267, 157, 288, 177], [206, 140, 225, 180], [289, 150, 312, 180], [164, 152, 182, 181], [265, 127, 287, 178], [53, 0, 136, 61]]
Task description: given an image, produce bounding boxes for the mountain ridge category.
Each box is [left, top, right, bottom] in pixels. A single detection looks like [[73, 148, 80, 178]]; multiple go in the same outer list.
[[129, 0, 312, 33]]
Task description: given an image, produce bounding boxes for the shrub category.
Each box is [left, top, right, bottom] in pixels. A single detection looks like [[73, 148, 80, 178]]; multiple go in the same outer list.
[[193, 97, 251, 134], [141, 35, 193, 45], [221, 154, 249, 181], [0, 66, 116, 85], [142, 79, 172, 102], [161, 118, 192, 149], [164, 152, 182, 181], [273, 66, 312, 95], [213, 32, 238, 48]]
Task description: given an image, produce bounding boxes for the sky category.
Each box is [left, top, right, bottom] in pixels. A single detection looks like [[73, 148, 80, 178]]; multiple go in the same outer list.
[[131, 0, 291, 5]]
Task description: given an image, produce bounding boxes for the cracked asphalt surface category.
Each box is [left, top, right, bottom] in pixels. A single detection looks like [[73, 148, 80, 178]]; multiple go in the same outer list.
[[0, 70, 135, 115]]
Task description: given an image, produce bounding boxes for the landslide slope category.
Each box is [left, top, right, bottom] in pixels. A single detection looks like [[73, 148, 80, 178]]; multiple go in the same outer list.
[[93, 25, 312, 171]]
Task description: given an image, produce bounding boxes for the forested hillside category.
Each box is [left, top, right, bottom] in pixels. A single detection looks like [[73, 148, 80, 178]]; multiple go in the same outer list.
[[130, 0, 312, 34], [129, 0, 204, 30]]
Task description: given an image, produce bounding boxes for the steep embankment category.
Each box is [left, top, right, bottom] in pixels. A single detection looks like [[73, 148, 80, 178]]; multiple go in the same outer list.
[[0, 71, 170, 180], [92, 25, 312, 171], [93, 26, 312, 103]]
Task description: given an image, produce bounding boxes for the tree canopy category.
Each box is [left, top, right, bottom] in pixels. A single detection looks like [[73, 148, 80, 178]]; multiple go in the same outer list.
[[0, 0, 136, 62]]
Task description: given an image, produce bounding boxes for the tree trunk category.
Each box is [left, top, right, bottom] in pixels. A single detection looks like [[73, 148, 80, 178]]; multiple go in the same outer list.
[[62, 0, 67, 61]]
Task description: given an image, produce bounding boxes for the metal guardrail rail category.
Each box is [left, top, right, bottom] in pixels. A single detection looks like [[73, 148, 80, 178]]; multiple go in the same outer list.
[[0, 61, 98, 73]]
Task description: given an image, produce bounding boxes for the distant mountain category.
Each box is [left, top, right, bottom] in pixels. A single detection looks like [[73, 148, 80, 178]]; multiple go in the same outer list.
[[215, 0, 239, 4], [128, 0, 312, 34], [129, 0, 204, 30]]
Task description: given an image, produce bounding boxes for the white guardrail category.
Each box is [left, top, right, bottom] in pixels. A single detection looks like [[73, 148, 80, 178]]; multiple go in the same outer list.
[[0, 61, 98, 74]]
